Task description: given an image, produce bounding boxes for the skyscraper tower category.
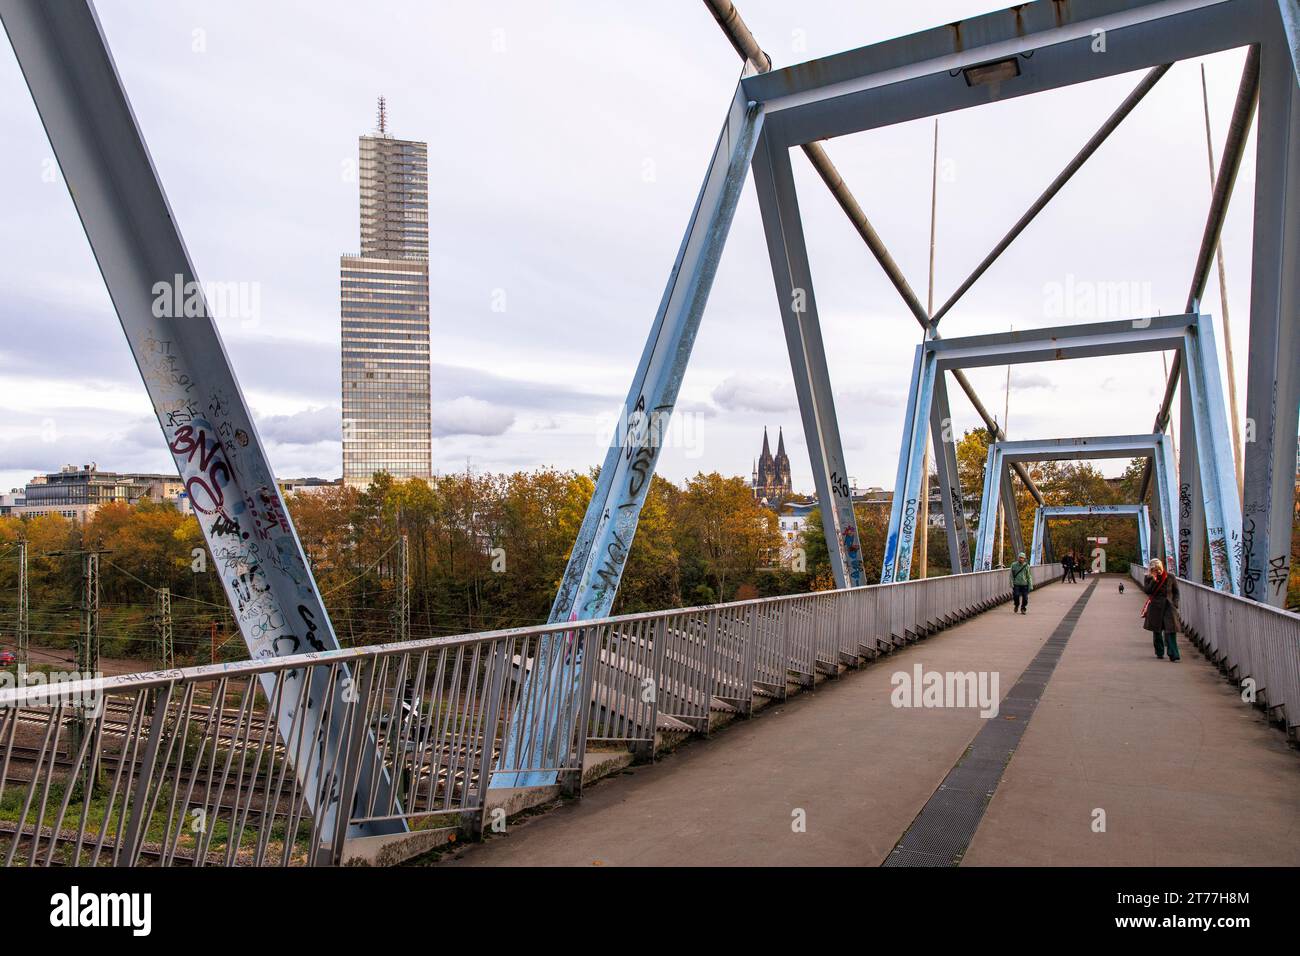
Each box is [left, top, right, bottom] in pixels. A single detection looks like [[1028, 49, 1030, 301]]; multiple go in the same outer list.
[[341, 99, 432, 486]]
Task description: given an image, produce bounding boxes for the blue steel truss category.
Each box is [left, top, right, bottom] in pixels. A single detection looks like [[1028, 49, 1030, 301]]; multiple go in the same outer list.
[[973, 435, 1178, 571], [1029, 504, 1152, 566], [882, 315, 1244, 595]]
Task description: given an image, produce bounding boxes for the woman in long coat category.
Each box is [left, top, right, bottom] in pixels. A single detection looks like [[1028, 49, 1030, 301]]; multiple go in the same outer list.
[[1142, 557, 1181, 661]]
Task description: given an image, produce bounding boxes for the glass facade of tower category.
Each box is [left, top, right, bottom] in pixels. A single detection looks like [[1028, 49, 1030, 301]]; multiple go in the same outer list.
[[341, 132, 432, 485]]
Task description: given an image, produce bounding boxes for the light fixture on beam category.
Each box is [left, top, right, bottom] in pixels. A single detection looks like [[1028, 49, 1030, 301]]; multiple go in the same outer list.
[[962, 57, 1021, 87]]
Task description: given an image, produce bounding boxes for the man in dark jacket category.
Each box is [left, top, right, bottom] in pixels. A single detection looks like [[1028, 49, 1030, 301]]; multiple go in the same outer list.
[[1063, 552, 1076, 583], [1142, 558, 1181, 661], [1010, 552, 1032, 614]]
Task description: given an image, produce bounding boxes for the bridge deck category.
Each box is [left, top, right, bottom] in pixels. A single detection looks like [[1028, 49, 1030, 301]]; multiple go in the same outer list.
[[442, 577, 1299, 867]]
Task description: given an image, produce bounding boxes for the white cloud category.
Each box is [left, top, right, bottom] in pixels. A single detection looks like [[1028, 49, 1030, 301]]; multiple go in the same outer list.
[[711, 375, 795, 413], [1009, 371, 1055, 391], [430, 397, 515, 437], [257, 405, 340, 445]]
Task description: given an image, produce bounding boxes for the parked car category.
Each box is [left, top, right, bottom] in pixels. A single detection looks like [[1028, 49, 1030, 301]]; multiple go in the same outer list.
[[0, 650, 17, 667]]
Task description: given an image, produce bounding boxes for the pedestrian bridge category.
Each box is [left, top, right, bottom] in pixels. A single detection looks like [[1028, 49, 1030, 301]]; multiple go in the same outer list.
[[3, 0, 1298, 869], [1, 564, 1296, 867]]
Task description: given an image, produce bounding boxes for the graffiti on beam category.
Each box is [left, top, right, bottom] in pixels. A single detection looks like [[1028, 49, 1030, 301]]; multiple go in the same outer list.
[[841, 524, 863, 586], [1177, 481, 1193, 577], [1239, 515, 1259, 597], [142, 336, 318, 673], [1267, 554, 1289, 598], [578, 393, 671, 617]]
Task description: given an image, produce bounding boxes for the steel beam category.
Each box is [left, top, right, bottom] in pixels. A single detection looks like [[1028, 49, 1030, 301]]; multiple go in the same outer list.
[[1153, 434, 1181, 564], [972, 434, 1178, 569], [1241, 14, 1300, 606], [0, 0, 401, 838], [882, 345, 938, 582], [929, 314, 1193, 369], [1031, 504, 1149, 565], [752, 130, 861, 587], [1282, 0, 1300, 84], [929, 373, 971, 573], [701, 0, 1046, 508], [746, 0, 1256, 148], [1181, 319, 1244, 591], [1178, 357, 1207, 579], [890, 316, 1233, 583], [548, 85, 761, 625], [1145, 43, 1260, 499], [499, 86, 763, 788], [1001, 465, 1026, 561], [931, 64, 1172, 328]]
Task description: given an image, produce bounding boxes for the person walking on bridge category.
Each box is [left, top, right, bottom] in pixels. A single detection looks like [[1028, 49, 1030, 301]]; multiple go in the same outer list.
[[1010, 552, 1032, 614], [1063, 552, 1076, 583], [1141, 558, 1181, 661]]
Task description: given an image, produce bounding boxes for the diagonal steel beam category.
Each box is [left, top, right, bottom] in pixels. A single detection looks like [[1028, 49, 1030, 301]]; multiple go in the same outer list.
[[930, 64, 1172, 328], [752, 130, 863, 587], [703, 0, 1045, 506], [1142, 44, 1260, 500], [0, 0, 402, 838], [1240, 13, 1300, 606]]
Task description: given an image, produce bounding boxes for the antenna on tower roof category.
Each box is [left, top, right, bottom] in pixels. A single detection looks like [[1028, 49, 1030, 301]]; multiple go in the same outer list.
[[376, 95, 388, 136]]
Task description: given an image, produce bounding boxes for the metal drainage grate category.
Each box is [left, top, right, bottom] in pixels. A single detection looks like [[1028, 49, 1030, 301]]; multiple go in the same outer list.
[[882, 581, 1096, 867]]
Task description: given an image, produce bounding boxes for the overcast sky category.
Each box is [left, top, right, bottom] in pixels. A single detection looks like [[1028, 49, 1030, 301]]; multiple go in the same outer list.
[[0, 1, 1260, 495]]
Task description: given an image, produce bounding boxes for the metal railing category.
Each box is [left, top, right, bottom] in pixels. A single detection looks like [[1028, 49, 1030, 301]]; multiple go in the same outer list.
[[0, 563, 1059, 866], [1130, 563, 1300, 735]]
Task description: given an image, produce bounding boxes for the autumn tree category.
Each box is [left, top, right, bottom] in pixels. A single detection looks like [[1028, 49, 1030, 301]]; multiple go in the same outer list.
[[675, 473, 780, 604]]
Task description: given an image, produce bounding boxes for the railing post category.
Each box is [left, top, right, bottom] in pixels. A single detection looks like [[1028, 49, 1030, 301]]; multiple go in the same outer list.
[[741, 607, 758, 715], [701, 609, 719, 734], [472, 638, 511, 837], [643, 618, 668, 759], [121, 682, 174, 866], [321, 659, 377, 866], [564, 626, 601, 797]]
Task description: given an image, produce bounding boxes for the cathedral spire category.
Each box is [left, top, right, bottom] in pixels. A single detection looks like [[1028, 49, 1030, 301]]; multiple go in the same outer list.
[[761, 426, 771, 459], [776, 427, 786, 459]]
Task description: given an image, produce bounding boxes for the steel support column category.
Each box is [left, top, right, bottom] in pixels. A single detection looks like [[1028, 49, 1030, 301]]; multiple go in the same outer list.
[[929, 372, 972, 573], [1138, 504, 1153, 566], [0, 0, 400, 838], [1001, 466, 1026, 561], [1153, 433, 1181, 565], [1241, 13, 1300, 606], [496, 85, 763, 788], [974, 443, 1004, 569], [1182, 320, 1244, 591], [752, 130, 861, 587], [882, 345, 937, 582], [547, 85, 761, 625], [1177, 357, 1206, 582]]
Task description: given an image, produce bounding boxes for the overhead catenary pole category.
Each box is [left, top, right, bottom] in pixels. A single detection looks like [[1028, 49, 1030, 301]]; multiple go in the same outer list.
[[155, 586, 173, 669], [701, 0, 1046, 507], [396, 533, 410, 644], [1200, 62, 1245, 500], [16, 540, 28, 672]]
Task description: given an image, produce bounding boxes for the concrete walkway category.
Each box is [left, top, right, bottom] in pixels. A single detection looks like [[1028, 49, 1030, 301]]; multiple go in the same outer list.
[[440, 576, 1299, 866], [964, 576, 1300, 865]]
